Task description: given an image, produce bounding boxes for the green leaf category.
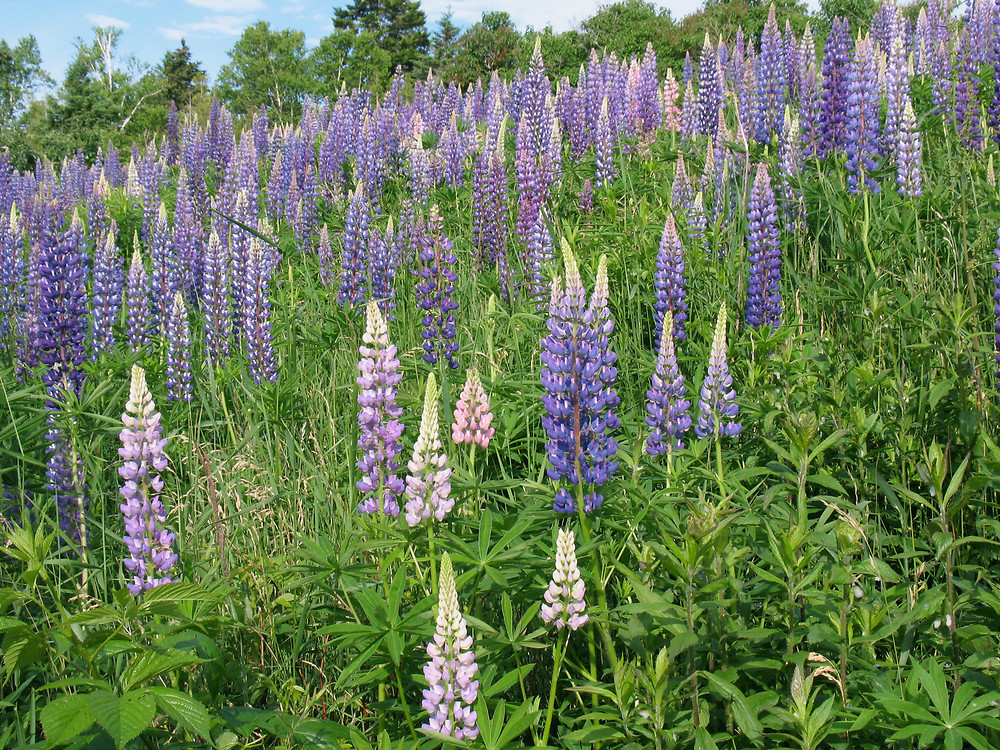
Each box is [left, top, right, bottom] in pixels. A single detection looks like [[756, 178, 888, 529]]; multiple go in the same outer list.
[[2, 627, 45, 677], [702, 671, 763, 741], [147, 687, 212, 739], [121, 649, 203, 693], [88, 690, 156, 749], [41, 694, 95, 744], [139, 581, 226, 606]]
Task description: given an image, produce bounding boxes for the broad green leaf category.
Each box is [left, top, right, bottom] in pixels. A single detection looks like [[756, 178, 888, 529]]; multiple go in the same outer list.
[[121, 649, 203, 693], [41, 694, 95, 744], [147, 687, 212, 739], [88, 690, 156, 749]]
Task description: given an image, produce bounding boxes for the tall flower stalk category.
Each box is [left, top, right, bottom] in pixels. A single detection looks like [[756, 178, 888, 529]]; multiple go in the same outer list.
[[356, 301, 405, 517], [645, 310, 692, 457], [119, 364, 177, 595], [404, 372, 453, 527], [421, 552, 479, 740]]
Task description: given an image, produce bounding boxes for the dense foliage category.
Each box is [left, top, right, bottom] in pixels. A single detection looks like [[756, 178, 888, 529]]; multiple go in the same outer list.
[[3, 0, 1000, 748]]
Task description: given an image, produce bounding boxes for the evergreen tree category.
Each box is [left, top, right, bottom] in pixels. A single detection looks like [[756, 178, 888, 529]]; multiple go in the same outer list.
[[333, 0, 430, 75], [431, 9, 461, 75], [161, 40, 204, 106]]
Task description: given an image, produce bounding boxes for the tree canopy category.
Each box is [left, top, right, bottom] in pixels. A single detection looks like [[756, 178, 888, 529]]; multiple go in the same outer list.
[[217, 22, 308, 119]]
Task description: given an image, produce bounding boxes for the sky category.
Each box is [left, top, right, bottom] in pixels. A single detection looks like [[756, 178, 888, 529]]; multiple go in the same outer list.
[[0, 0, 714, 90]]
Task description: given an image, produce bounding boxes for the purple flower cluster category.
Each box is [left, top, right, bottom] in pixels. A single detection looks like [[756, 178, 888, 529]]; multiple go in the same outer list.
[[119, 365, 177, 595], [645, 310, 691, 456], [745, 163, 782, 330], [357, 302, 405, 517], [695, 302, 741, 439], [653, 215, 688, 345], [165, 292, 192, 402], [541, 244, 620, 514], [415, 206, 459, 369]]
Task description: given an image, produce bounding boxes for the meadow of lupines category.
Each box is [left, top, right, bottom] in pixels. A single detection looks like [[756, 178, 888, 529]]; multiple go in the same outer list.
[[3, 2, 1000, 746]]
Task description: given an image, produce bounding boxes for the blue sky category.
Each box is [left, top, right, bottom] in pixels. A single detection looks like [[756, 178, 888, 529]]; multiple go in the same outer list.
[[0, 0, 715, 89]]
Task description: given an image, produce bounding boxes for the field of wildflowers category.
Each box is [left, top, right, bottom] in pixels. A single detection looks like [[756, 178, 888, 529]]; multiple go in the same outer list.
[[3, 2, 1000, 747]]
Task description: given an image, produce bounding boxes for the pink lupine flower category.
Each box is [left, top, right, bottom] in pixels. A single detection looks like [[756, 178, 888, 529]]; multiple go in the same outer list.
[[451, 368, 495, 449]]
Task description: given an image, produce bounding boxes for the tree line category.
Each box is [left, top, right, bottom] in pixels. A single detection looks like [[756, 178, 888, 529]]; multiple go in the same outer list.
[[0, 0, 895, 169]]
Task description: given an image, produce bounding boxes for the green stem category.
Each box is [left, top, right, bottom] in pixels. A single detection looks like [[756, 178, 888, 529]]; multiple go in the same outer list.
[[394, 667, 417, 741], [541, 632, 569, 747], [428, 524, 437, 594]]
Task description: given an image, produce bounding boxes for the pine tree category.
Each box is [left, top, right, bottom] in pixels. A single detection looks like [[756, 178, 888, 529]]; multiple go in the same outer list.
[[333, 0, 430, 74]]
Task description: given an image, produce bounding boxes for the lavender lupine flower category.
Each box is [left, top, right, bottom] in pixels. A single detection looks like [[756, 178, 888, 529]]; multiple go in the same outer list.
[[844, 35, 882, 194], [695, 302, 741, 439], [369, 218, 397, 316], [201, 230, 231, 364], [357, 301, 405, 517], [798, 25, 823, 159], [452, 368, 494, 448], [165, 292, 192, 402], [755, 5, 787, 142], [149, 203, 175, 330], [46, 430, 87, 548], [119, 364, 177, 595], [416, 206, 460, 369], [540, 527, 588, 630], [820, 17, 852, 157], [653, 214, 688, 345], [697, 35, 722, 136], [779, 114, 805, 231], [244, 237, 278, 384], [541, 244, 620, 515], [404, 373, 453, 527], [595, 98, 615, 189], [579, 178, 594, 213], [746, 163, 782, 329], [990, 0, 1000, 142], [318, 224, 335, 287], [993, 228, 1000, 400], [125, 240, 152, 355], [896, 97, 923, 198], [671, 154, 693, 212], [687, 192, 708, 256], [954, 31, 983, 149], [884, 34, 909, 145], [680, 81, 698, 142], [338, 183, 371, 309], [0, 206, 24, 348], [422, 552, 479, 741], [90, 226, 123, 356], [645, 310, 692, 456]]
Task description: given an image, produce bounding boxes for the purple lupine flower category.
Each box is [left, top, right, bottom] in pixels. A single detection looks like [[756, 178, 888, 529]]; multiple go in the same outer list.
[[697, 34, 722, 137], [682, 51, 693, 86], [645, 310, 691, 456], [844, 35, 882, 194], [338, 183, 371, 309], [408, 116, 432, 205], [0, 206, 24, 348], [422, 552, 479, 741], [244, 236, 278, 384], [125, 241, 152, 355], [746, 163, 782, 329], [820, 18, 853, 158], [671, 154, 693, 213], [404, 372, 453, 527], [896, 97, 923, 198], [595, 98, 615, 189], [798, 24, 823, 159], [415, 206, 460, 369], [687, 192, 708, 257], [540, 527, 588, 630], [46, 429, 87, 550], [680, 81, 698, 142], [119, 364, 177, 595], [779, 114, 805, 231], [452, 368, 494, 448], [653, 214, 688, 345], [36, 218, 89, 401], [989, 0, 1000, 143], [695, 302, 741, 439], [541, 244, 619, 515], [149, 203, 175, 331], [172, 169, 204, 303], [993, 227, 1000, 400], [754, 5, 787, 143], [318, 224, 335, 287], [579, 178, 594, 213], [165, 292, 192, 402], [165, 101, 180, 166], [91, 225, 124, 356], [884, 34, 909, 145], [356, 301, 405, 517], [369, 218, 397, 316], [201, 230, 231, 364], [954, 31, 983, 149], [524, 207, 555, 300]]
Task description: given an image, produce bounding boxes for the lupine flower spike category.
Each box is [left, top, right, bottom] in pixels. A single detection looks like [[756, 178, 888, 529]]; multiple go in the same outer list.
[[540, 527, 589, 630], [405, 372, 453, 526], [645, 310, 692, 456], [696, 302, 742, 439], [356, 301, 405, 516], [422, 552, 479, 740], [119, 364, 177, 595], [452, 368, 494, 449]]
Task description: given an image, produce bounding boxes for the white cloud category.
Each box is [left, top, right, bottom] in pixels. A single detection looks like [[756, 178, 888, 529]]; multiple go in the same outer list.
[[85, 12, 132, 29], [183, 0, 265, 11], [281, 1, 306, 13], [159, 13, 252, 40]]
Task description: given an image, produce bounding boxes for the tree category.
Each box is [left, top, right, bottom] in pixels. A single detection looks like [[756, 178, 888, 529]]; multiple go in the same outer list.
[[217, 22, 308, 119], [452, 12, 522, 85], [0, 35, 49, 125], [583, 0, 677, 63], [308, 31, 392, 96], [161, 40, 204, 106], [431, 9, 461, 76], [333, 0, 430, 76]]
